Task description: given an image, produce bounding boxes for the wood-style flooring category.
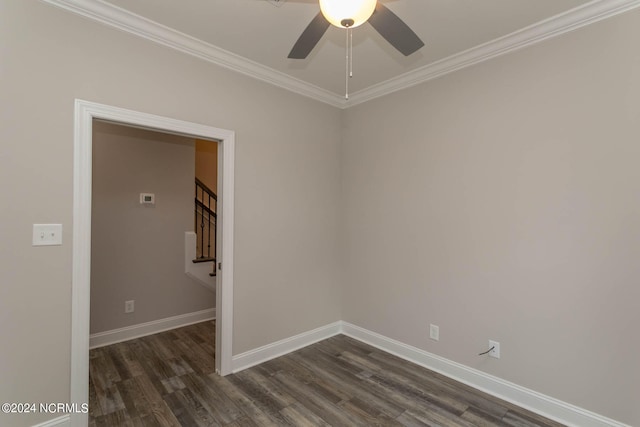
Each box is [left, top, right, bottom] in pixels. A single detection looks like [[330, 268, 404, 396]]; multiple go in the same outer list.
[[89, 321, 565, 426]]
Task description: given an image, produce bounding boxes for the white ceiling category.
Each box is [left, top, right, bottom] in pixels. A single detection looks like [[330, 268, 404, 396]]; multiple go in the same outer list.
[[45, 0, 640, 106]]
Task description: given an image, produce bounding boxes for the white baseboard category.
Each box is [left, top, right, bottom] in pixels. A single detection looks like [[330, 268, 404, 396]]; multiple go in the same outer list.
[[89, 308, 215, 349], [341, 321, 630, 427], [32, 415, 69, 427], [231, 321, 342, 372]]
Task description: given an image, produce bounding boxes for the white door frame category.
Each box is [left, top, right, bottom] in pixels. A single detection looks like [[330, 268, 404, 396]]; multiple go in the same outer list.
[[71, 99, 234, 427]]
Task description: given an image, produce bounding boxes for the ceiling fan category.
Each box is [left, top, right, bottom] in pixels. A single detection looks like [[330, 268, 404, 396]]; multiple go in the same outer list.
[[288, 0, 424, 59]]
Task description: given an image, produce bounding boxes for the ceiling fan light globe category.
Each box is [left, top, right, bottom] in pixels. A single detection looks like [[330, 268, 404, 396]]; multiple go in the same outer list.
[[319, 0, 377, 28]]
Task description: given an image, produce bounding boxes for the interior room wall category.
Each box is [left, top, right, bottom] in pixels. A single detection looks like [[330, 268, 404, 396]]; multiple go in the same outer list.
[[0, 2, 342, 426], [90, 121, 214, 334], [341, 8, 640, 426], [195, 139, 218, 193]]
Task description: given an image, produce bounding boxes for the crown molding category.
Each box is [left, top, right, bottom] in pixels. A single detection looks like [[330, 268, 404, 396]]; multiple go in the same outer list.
[[42, 0, 640, 109], [346, 0, 640, 107], [41, 0, 345, 108]]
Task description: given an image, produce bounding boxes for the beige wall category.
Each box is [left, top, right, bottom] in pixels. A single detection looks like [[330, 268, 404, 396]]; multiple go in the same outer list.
[[195, 139, 218, 194], [90, 122, 214, 334], [341, 9, 640, 426], [0, 2, 342, 426]]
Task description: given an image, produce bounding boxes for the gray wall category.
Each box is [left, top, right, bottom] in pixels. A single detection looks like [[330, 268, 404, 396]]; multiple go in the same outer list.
[[341, 9, 640, 426], [90, 122, 214, 334], [0, 2, 342, 426]]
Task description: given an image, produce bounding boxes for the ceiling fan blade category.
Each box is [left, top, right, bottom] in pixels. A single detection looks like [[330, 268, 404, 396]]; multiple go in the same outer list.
[[368, 3, 424, 56], [288, 12, 330, 59]]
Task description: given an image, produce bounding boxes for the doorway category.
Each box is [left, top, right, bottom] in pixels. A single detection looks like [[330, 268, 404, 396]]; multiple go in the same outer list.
[[71, 100, 235, 427]]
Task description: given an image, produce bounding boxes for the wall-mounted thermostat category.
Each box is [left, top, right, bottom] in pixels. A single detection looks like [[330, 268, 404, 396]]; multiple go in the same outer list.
[[140, 193, 155, 205]]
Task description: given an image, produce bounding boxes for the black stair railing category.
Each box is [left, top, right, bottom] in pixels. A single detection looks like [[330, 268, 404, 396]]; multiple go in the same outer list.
[[194, 178, 217, 276]]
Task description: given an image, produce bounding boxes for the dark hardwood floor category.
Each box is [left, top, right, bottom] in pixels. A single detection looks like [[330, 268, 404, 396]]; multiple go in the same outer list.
[[89, 321, 565, 426]]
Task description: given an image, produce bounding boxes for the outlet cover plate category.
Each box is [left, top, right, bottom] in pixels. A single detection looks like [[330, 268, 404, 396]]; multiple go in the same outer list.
[[125, 300, 135, 313], [429, 324, 440, 341], [489, 340, 500, 358]]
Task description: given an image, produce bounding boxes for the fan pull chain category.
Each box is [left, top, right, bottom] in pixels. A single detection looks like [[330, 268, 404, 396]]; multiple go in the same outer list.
[[345, 27, 354, 100], [345, 28, 349, 100], [349, 28, 353, 78]]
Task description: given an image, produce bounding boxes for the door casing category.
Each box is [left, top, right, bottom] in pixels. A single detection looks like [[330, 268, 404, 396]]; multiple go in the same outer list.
[[71, 99, 235, 427]]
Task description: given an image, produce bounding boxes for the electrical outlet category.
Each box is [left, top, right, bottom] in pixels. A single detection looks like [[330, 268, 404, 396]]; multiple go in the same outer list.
[[125, 300, 135, 314], [489, 340, 500, 359], [429, 324, 440, 341]]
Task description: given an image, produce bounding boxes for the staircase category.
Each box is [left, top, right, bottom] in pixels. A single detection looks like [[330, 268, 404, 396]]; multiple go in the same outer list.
[[185, 178, 217, 291], [194, 177, 217, 276]]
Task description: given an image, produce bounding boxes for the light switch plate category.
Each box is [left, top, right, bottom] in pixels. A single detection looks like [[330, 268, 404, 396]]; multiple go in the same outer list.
[[33, 224, 63, 246]]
